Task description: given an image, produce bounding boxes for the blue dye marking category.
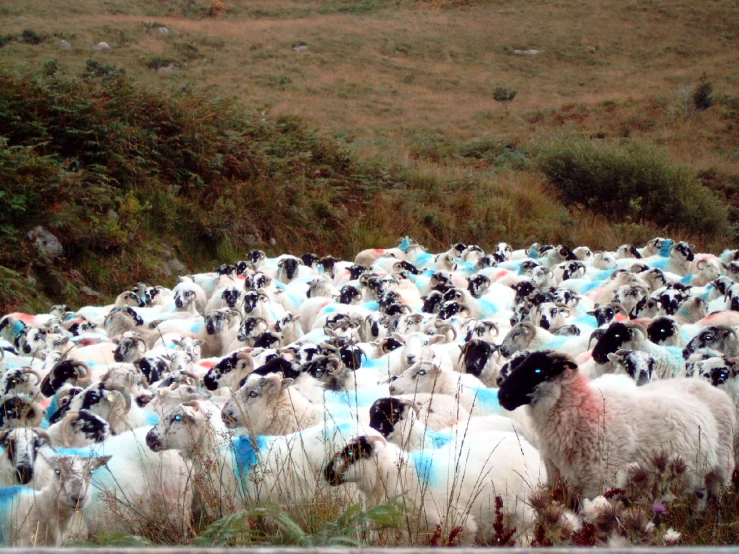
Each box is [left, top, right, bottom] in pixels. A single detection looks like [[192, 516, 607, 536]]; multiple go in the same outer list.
[[191, 321, 204, 334], [497, 261, 522, 272], [681, 274, 693, 285], [363, 301, 379, 312], [146, 412, 160, 426], [594, 269, 614, 281], [546, 336, 568, 351], [659, 239, 674, 257], [399, 237, 411, 252], [650, 258, 668, 271], [410, 452, 436, 487], [426, 429, 452, 449], [469, 387, 502, 414], [573, 315, 598, 328], [325, 389, 381, 408], [527, 245, 541, 259], [274, 281, 287, 291], [478, 298, 499, 318], [322, 305, 337, 314], [421, 269, 436, 277], [415, 253, 434, 266], [665, 346, 684, 362], [581, 281, 602, 294], [459, 261, 477, 275], [232, 435, 267, 481]]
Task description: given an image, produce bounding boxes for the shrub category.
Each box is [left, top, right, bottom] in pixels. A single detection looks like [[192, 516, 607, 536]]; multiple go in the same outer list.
[[538, 137, 730, 238], [692, 72, 714, 111], [493, 86, 517, 114], [18, 29, 43, 45]]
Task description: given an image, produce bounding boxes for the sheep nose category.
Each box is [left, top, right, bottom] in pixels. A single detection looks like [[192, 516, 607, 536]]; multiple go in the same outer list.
[[389, 385, 396, 395], [406, 356, 416, 364], [145, 431, 161, 451], [17, 466, 33, 485]]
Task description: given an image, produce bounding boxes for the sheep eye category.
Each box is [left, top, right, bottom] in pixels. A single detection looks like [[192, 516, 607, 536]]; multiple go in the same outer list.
[[248, 391, 259, 398], [174, 415, 182, 421], [534, 369, 542, 374], [55, 469, 61, 475], [418, 370, 426, 376], [423, 341, 429, 346], [705, 335, 713, 340]]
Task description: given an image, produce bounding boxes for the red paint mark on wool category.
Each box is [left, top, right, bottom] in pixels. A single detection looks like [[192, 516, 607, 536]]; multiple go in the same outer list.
[[198, 361, 215, 370], [11, 313, 35, 323], [615, 314, 627, 322], [494, 270, 509, 281]]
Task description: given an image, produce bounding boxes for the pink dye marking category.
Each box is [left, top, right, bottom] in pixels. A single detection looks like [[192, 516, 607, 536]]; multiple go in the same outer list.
[[615, 314, 627, 322], [199, 361, 216, 370]]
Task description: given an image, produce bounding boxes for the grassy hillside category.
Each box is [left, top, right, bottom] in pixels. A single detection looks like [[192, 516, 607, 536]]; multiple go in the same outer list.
[[0, 0, 737, 311]]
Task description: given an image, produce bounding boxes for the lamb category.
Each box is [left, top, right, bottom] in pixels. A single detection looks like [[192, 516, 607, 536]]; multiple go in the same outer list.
[[591, 321, 685, 379], [0, 454, 111, 546], [323, 432, 546, 545], [690, 356, 739, 456], [605, 349, 657, 385], [497, 350, 734, 504], [172, 279, 207, 315], [221, 374, 318, 435]]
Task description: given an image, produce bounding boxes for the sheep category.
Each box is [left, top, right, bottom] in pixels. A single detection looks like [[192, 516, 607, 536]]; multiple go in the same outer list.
[[497, 350, 734, 504], [203, 350, 254, 391], [276, 255, 305, 283], [202, 308, 240, 358], [323, 432, 546, 545], [689, 356, 739, 455], [0, 427, 53, 488], [647, 317, 687, 346], [65, 381, 157, 434], [683, 325, 739, 360], [591, 321, 685, 379], [172, 279, 207, 315], [0, 367, 41, 399], [0, 396, 44, 429], [388, 361, 501, 417], [46, 410, 112, 448], [221, 374, 318, 435], [0, 454, 111, 546], [499, 321, 590, 359], [368, 396, 527, 452], [605, 349, 657, 385], [458, 339, 500, 386], [147, 401, 356, 518]]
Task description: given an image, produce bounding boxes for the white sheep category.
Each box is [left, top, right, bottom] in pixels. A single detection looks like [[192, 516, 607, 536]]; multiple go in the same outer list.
[[324, 431, 546, 545], [0, 454, 111, 546], [498, 350, 734, 504], [0, 428, 53, 489]]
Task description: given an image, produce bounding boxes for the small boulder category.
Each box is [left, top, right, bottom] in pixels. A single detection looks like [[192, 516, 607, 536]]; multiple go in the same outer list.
[[27, 226, 64, 258], [79, 286, 102, 298], [59, 40, 71, 49], [92, 42, 111, 51], [292, 42, 308, 52], [167, 258, 189, 275], [158, 27, 169, 35]]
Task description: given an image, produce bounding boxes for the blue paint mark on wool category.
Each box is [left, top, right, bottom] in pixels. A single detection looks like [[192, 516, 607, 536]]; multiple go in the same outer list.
[[363, 301, 379, 312], [468, 387, 502, 414], [398, 237, 411, 252], [146, 412, 160, 426], [459, 261, 477, 276], [546, 336, 568, 352], [426, 429, 452, 449], [0, 485, 26, 541], [665, 346, 684, 362], [415, 253, 434, 267], [650, 258, 669, 271], [478, 298, 499, 318], [496, 260, 522, 273], [232, 435, 268, 481], [659, 239, 674, 257], [410, 452, 437, 487], [581, 281, 602, 294], [325, 389, 381, 408], [573, 315, 597, 328], [190, 320, 204, 334]]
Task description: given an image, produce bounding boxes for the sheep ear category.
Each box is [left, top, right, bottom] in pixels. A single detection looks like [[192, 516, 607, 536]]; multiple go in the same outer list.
[[429, 335, 445, 345], [280, 378, 294, 391], [606, 353, 619, 363], [91, 455, 112, 471], [548, 353, 578, 380], [392, 333, 405, 344]]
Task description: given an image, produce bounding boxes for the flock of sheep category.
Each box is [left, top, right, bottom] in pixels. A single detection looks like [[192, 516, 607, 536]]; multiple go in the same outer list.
[[1, 236, 739, 546]]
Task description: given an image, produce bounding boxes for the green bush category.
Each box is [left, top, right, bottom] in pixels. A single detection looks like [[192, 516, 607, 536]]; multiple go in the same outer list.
[[538, 138, 730, 238]]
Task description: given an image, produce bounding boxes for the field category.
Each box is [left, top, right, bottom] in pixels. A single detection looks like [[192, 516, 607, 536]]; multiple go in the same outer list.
[[0, 0, 738, 310]]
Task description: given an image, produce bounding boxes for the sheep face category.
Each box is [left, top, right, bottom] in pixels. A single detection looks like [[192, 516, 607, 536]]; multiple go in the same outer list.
[[116, 291, 145, 308], [421, 291, 444, 314], [534, 302, 568, 331], [247, 250, 266, 269], [0, 368, 41, 397], [671, 241, 695, 263], [173, 288, 198, 311], [324, 436, 379, 486], [135, 355, 170, 385], [221, 375, 293, 430], [647, 317, 681, 346], [460, 339, 497, 377], [497, 350, 578, 411], [369, 397, 413, 439], [590, 322, 645, 365], [587, 305, 616, 327], [113, 336, 146, 363], [0, 428, 51, 484], [238, 317, 268, 343], [388, 362, 441, 396], [146, 402, 206, 454], [683, 326, 738, 360], [0, 397, 43, 429], [607, 350, 655, 386], [696, 357, 739, 388], [499, 322, 536, 357], [52, 455, 111, 510], [205, 309, 234, 336], [394, 332, 444, 367], [277, 256, 302, 282], [496, 349, 532, 386], [203, 351, 252, 391], [220, 287, 243, 309], [60, 410, 112, 446], [68, 382, 130, 426], [338, 285, 362, 305]]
